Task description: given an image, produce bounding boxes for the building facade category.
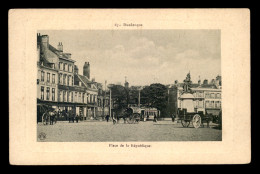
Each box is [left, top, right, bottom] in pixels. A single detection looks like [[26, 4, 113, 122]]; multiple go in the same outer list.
[[37, 44, 59, 106], [37, 33, 102, 121], [169, 75, 222, 117]]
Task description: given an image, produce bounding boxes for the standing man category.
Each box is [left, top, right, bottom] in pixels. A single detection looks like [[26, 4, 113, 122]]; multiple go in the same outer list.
[[75, 114, 79, 123], [171, 114, 175, 122], [50, 111, 54, 125], [105, 114, 109, 122], [153, 113, 157, 122], [72, 112, 75, 123]]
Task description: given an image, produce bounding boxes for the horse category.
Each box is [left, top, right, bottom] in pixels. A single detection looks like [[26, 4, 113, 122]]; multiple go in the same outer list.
[[112, 107, 140, 124], [42, 110, 57, 125], [49, 111, 57, 125], [42, 111, 50, 125]]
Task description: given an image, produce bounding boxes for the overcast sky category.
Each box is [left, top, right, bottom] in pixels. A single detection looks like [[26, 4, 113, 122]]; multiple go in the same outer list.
[[38, 30, 221, 87]]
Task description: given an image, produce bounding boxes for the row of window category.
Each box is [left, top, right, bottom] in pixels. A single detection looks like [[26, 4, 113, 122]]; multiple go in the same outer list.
[[191, 92, 221, 99], [41, 71, 56, 83], [59, 73, 74, 86], [59, 62, 73, 72], [193, 92, 204, 98], [41, 87, 55, 101], [58, 90, 98, 104], [205, 93, 221, 99], [205, 101, 221, 108], [194, 100, 204, 108], [97, 98, 110, 107]]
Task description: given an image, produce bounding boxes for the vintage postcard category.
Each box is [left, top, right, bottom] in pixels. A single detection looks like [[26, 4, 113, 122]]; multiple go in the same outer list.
[[9, 9, 250, 164]]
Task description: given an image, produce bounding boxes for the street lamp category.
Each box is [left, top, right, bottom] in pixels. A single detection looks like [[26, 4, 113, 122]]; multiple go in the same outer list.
[[138, 86, 143, 107], [109, 88, 112, 117], [107, 84, 113, 117]]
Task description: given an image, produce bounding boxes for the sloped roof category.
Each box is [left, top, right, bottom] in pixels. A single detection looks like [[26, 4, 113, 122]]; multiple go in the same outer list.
[[48, 44, 74, 61], [78, 74, 92, 84], [176, 83, 217, 89], [39, 55, 54, 69], [75, 74, 98, 91]]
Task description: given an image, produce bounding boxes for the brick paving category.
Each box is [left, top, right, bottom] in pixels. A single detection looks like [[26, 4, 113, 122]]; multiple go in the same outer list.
[[37, 120, 222, 142]]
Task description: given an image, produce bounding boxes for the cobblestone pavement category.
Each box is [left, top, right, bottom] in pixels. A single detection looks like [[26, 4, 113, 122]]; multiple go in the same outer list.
[[37, 120, 222, 142]]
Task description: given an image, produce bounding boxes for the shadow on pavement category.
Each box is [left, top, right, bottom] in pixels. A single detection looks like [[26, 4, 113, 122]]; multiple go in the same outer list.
[[211, 125, 222, 130]]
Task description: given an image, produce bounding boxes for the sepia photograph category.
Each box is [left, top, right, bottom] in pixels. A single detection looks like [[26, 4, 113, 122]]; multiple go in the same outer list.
[[9, 9, 250, 165], [36, 30, 222, 142]]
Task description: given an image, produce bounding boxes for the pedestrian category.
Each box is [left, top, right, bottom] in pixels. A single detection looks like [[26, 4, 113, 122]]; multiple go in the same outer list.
[[72, 113, 75, 123], [171, 114, 175, 122], [50, 111, 54, 125], [76, 114, 79, 123], [105, 115, 109, 122], [153, 113, 157, 122], [68, 112, 71, 123]]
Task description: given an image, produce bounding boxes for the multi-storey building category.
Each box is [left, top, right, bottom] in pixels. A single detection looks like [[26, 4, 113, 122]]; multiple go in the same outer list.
[[74, 65, 99, 119], [96, 83, 110, 118], [169, 75, 222, 118], [37, 33, 91, 120], [37, 33, 113, 121], [37, 43, 59, 111]]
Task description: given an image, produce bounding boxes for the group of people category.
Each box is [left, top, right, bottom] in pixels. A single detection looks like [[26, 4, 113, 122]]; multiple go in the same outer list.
[[68, 114, 80, 123]]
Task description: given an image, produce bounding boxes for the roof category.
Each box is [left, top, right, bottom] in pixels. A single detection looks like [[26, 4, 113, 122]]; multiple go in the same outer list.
[[78, 74, 92, 84], [39, 56, 56, 70], [176, 83, 217, 89], [48, 44, 62, 57], [48, 44, 75, 62], [75, 74, 98, 91]]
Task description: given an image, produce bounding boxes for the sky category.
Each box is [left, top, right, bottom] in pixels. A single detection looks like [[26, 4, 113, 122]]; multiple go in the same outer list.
[[38, 30, 221, 87]]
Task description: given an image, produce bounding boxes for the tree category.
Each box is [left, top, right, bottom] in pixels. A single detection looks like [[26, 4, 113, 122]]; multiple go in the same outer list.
[[141, 83, 168, 117], [109, 84, 128, 110]]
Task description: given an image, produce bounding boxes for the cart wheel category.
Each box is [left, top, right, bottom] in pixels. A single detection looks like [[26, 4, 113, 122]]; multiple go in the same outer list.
[[181, 120, 190, 127], [192, 114, 201, 129], [133, 114, 140, 124], [113, 119, 117, 124], [127, 115, 135, 124]]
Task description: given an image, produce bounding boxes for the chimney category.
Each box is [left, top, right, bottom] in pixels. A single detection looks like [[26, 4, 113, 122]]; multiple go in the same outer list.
[[83, 62, 90, 79], [57, 42, 63, 52], [198, 79, 201, 86], [41, 35, 49, 52], [203, 79, 208, 85], [37, 33, 41, 43]]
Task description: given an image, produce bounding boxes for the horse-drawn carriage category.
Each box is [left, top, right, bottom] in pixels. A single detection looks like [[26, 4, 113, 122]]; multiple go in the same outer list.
[[177, 108, 212, 128], [37, 103, 57, 125], [113, 106, 141, 124]]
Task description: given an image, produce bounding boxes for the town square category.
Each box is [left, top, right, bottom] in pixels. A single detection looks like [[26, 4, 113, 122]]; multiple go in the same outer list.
[[37, 30, 222, 142], [37, 119, 221, 142]]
